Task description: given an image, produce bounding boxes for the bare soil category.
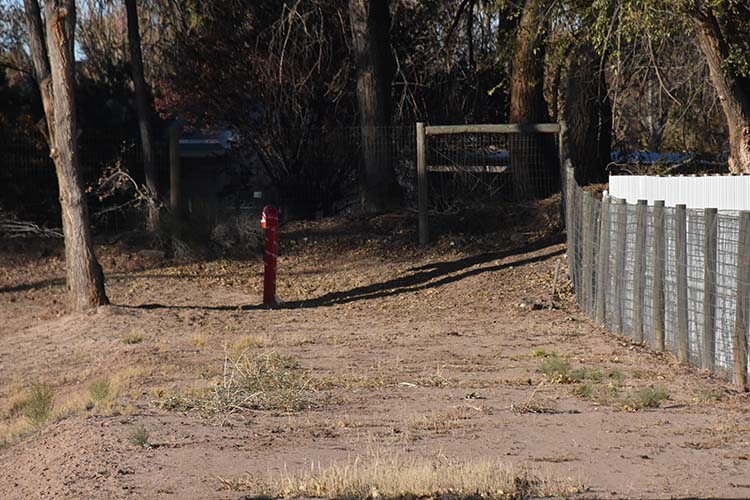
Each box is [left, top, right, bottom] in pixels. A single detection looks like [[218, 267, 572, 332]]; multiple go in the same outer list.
[[1, 209, 749, 499]]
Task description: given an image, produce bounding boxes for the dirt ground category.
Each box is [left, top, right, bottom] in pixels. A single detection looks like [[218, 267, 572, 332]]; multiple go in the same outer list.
[[1, 209, 750, 500]]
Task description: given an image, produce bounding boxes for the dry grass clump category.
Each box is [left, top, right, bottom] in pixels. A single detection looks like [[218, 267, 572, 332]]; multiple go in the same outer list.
[[416, 366, 455, 388], [0, 417, 34, 448], [161, 351, 319, 425], [85, 367, 150, 415], [123, 329, 145, 344], [510, 385, 558, 415], [229, 334, 267, 353], [0, 382, 54, 447], [219, 454, 585, 499], [190, 334, 207, 348], [214, 351, 316, 413], [0, 367, 152, 448], [409, 408, 477, 434]]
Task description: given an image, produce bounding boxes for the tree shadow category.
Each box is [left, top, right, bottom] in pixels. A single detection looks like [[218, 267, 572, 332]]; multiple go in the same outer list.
[[0, 273, 231, 294], [134, 233, 565, 312], [0, 277, 67, 294]]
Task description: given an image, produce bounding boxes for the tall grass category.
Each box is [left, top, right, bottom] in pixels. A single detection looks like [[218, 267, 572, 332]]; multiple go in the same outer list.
[[219, 453, 585, 499]]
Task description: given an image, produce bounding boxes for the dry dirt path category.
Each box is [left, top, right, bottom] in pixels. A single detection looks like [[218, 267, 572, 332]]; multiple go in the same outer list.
[[1, 222, 749, 500]]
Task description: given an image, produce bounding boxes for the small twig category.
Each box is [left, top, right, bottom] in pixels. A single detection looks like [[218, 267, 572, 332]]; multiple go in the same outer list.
[[548, 260, 561, 309], [510, 382, 558, 414]]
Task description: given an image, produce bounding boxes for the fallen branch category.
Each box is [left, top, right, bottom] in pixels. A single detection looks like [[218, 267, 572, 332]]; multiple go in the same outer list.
[[0, 216, 63, 238]]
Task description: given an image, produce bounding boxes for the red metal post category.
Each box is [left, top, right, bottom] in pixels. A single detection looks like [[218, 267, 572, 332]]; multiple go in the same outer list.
[[261, 205, 279, 306]]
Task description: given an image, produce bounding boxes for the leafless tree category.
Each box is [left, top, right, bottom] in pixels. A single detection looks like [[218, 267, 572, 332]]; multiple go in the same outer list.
[[349, 0, 400, 211], [125, 0, 158, 225], [510, 0, 558, 198]]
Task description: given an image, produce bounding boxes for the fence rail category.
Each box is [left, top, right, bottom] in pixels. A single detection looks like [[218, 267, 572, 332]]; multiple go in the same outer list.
[[565, 163, 750, 388]]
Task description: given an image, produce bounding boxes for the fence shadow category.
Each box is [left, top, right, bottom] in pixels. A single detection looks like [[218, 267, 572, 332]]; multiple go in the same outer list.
[[134, 233, 565, 312]]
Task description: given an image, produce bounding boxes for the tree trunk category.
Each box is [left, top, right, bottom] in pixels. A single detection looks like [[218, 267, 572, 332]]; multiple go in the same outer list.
[[25, 0, 108, 312], [564, 42, 612, 185], [509, 0, 557, 199], [693, 12, 750, 173], [349, 0, 400, 212], [125, 0, 159, 225]]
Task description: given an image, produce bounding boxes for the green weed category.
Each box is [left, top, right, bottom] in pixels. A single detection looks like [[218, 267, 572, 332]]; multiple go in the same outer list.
[[130, 426, 150, 448], [538, 356, 575, 384], [22, 383, 54, 426], [573, 384, 593, 399], [627, 387, 670, 410], [89, 378, 111, 403]]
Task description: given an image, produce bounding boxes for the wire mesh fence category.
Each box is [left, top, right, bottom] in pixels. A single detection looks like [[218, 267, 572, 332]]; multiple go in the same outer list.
[[565, 163, 750, 387], [0, 129, 169, 228], [2, 123, 563, 235], [417, 123, 562, 244], [423, 125, 560, 197]]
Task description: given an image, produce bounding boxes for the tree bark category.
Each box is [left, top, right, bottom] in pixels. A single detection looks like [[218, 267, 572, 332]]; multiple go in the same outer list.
[[693, 11, 750, 173], [23, 0, 55, 142], [25, 0, 108, 311], [349, 0, 400, 212], [509, 0, 557, 198], [125, 0, 159, 225], [564, 41, 612, 185]]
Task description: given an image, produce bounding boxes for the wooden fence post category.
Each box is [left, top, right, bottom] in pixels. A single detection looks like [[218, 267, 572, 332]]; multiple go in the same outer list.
[[613, 198, 627, 334], [416, 122, 428, 246], [703, 208, 718, 372], [558, 120, 567, 171], [733, 211, 750, 390], [558, 121, 568, 225], [168, 123, 183, 238], [169, 123, 182, 215], [675, 204, 689, 363], [581, 192, 594, 313], [653, 200, 666, 351], [566, 163, 577, 285], [633, 200, 647, 342], [595, 196, 611, 325]]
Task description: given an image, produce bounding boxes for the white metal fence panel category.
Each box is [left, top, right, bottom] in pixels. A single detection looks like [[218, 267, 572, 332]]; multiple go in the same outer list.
[[609, 175, 750, 210]]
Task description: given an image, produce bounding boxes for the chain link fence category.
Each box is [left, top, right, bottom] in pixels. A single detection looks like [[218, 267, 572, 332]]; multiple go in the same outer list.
[[565, 164, 750, 387]]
